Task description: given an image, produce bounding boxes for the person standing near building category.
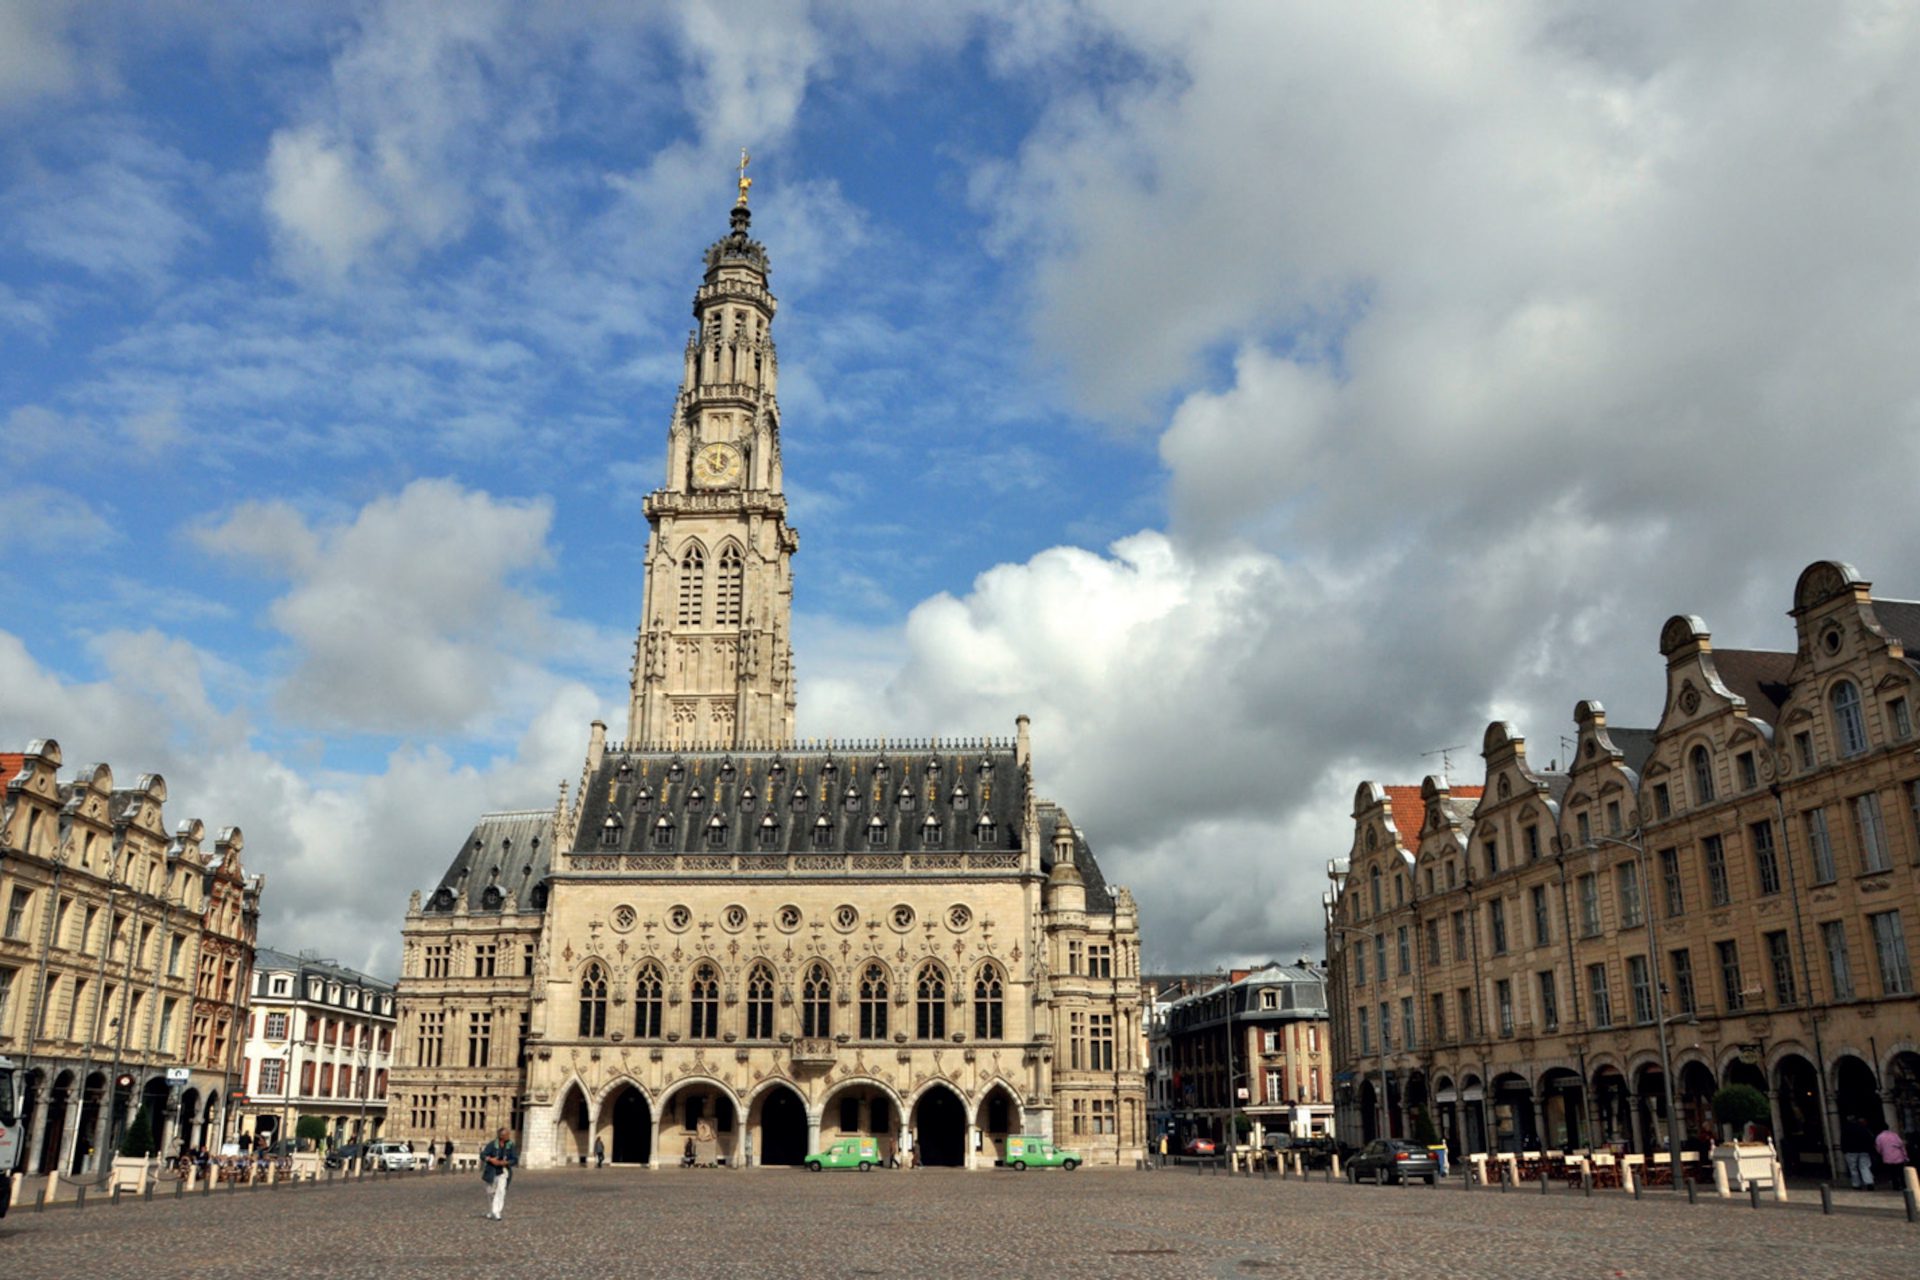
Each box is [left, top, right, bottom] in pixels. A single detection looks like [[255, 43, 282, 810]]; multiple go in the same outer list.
[[481, 1127, 517, 1220], [1841, 1116, 1876, 1190], [594, 1136, 606, 1168], [1874, 1122, 1909, 1191]]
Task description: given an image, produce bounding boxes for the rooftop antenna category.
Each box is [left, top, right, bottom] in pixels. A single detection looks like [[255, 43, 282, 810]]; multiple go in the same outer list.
[[1421, 744, 1467, 785]]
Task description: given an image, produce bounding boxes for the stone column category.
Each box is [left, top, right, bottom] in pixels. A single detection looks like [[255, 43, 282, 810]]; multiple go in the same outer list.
[[648, 1112, 662, 1170], [805, 1114, 821, 1165], [520, 1097, 558, 1169]]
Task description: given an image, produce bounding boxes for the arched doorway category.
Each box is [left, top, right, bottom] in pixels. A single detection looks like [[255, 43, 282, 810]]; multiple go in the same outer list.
[[1887, 1051, 1920, 1137], [609, 1086, 651, 1165], [558, 1084, 591, 1165], [1633, 1063, 1671, 1155], [71, 1072, 107, 1174], [1358, 1080, 1379, 1143], [1678, 1061, 1716, 1151], [1774, 1055, 1825, 1175], [1538, 1068, 1584, 1151], [1591, 1066, 1631, 1151], [1459, 1074, 1487, 1155], [40, 1071, 72, 1174], [757, 1086, 807, 1166], [17, 1069, 43, 1170], [1433, 1076, 1459, 1156], [1834, 1055, 1880, 1132], [1489, 1073, 1536, 1153], [178, 1089, 201, 1155], [1403, 1072, 1429, 1146], [976, 1084, 1021, 1165], [912, 1086, 967, 1167], [141, 1076, 172, 1155]]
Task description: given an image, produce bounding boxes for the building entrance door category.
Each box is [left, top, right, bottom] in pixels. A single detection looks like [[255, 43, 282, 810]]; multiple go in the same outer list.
[[611, 1087, 651, 1165], [913, 1087, 966, 1167], [759, 1087, 807, 1166]]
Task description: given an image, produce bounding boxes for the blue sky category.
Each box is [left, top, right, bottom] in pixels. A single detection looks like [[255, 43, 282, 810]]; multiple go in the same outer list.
[[5, 2, 1920, 975]]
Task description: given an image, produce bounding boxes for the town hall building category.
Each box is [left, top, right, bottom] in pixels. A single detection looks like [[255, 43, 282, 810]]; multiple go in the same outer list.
[[387, 175, 1147, 1169]]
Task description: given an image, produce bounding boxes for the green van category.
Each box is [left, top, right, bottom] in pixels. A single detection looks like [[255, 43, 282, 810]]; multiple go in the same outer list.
[[805, 1136, 880, 1171], [1004, 1136, 1081, 1170]]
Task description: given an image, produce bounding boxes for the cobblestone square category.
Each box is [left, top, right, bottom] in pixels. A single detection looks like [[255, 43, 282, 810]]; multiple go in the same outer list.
[[4, 1166, 1917, 1279]]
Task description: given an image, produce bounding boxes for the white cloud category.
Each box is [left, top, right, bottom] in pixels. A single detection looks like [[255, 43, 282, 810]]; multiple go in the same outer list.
[[0, 482, 117, 551], [264, 125, 394, 280], [194, 478, 583, 736], [0, 626, 602, 974], [0, 0, 82, 110]]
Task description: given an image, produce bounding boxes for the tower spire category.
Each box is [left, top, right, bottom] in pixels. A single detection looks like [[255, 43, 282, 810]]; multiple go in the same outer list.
[[627, 172, 798, 750]]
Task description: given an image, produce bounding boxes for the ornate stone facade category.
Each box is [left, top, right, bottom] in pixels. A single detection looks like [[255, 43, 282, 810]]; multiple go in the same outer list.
[[389, 193, 1146, 1169], [0, 739, 262, 1172], [1326, 561, 1920, 1176]]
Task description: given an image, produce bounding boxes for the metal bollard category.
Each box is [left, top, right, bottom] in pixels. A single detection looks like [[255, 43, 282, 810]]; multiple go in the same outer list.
[[1819, 1183, 1833, 1215], [77, 1186, 88, 1211], [1540, 1169, 1550, 1195], [1748, 1181, 1761, 1210], [1584, 1170, 1593, 1198], [111, 1185, 122, 1206], [143, 1181, 154, 1202], [1685, 1177, 1697, 1205], [1905, 1187, 1917, 1225], [1633, 1176, 1643, 1201]]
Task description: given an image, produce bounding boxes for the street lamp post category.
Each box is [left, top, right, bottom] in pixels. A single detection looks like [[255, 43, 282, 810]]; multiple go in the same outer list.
[[1330, 924, 1389, 1148]]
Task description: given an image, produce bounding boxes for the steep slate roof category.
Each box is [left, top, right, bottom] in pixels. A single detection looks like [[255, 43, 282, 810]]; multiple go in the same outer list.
[[1714, 648, 1795, 723], [574, 745, 1022, 857], [1874, 599, 1920, 661], [427, 742, 1122, 916], [427, 809, 556, 913], [1608, 728, 1657, 776], [255, 946, 396, 996]]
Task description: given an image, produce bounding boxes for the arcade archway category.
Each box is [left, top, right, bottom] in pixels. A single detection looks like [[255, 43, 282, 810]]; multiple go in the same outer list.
[[975, 1083, 1021, 1165], [606, 1085, 651, 1165], [1774, 1055, 1826, 1175], [755, 1085, 807, 1166], [912, 1085, 967, 1167], [557, 1083, 591, 1165]]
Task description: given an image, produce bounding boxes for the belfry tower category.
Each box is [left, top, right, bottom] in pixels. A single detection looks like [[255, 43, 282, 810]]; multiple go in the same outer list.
[[628, 159, 798, 747]]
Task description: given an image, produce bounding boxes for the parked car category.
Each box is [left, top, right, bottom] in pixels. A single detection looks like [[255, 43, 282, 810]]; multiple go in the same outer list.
[[1265, 1134, 1337, 1168], [1003, 1136, 1080, 1170], [325, 1142, 367, 1170], [805, 1137, 879, 1171], [1346, 1139, 1439, 1185], [362, 1140, 418, 1171], [1181, 1136, 1217, 1157]]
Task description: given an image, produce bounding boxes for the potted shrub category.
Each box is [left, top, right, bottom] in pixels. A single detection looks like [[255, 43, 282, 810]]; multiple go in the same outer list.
[[110, 1103, 158, 1191]]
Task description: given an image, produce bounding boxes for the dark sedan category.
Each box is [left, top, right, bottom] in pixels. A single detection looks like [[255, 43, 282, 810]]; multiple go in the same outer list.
[[1346, 1139, 1440, 1185]]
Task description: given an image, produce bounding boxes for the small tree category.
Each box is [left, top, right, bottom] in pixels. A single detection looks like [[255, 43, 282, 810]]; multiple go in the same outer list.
[[1410, 1107, 1440, 1147], [295, 1115, 330, 1150], [118, 1103, 156, 1158], [1710, 1085, 1769, 1139]]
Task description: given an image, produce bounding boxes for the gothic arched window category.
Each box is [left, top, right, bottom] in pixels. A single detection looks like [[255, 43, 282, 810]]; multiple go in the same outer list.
[[677, 543, 706, 627], [746, 963, 775, 1039], [916, 963, 947, 1040], [1690, 745, 1715, 804], [973, 963, 1004, 1040], [859, 963, 889, 1040], [578, 962, 608, 1038], [634, 962, 663, 1038], [688, 963, 720, 1039], [802, 962, 832, 1038], [716, 544, 744, 627], [1831, 680, 1868, 757]]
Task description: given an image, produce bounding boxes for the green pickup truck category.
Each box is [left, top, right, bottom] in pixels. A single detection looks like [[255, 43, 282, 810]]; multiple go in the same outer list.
[[805, 1137, 880, 1171], [1004, 1136, 1081, 1170]]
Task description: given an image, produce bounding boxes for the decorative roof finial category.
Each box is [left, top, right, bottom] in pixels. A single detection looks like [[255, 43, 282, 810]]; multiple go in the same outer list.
[[736, 148, 752, 207]]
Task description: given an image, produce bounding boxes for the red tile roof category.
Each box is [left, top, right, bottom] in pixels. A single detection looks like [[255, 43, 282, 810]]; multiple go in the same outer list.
[[0, 753, 25, 788], [1383, 782, 1482, 848]]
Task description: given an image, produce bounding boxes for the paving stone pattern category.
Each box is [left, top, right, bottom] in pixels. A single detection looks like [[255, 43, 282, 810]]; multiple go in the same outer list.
[[2, 1165, 1916, 1279]]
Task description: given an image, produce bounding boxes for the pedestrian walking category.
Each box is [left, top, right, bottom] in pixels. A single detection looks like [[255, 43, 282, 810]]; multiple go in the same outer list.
[[443, 1137, 454, 1173], [1873, 1122, 1908, 1191], [1841, 1116, 1876, 1190], [594, 1136, 606, 1168], [481, 1127, 518, 1220]]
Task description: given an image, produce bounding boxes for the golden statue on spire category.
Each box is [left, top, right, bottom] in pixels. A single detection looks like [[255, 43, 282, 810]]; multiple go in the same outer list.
[[736, 148, 752, 207]]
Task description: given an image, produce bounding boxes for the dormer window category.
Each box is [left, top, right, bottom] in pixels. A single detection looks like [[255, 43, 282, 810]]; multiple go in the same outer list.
[[720, 758, 736, 777], [822, 759, 838, 779], [757, 815, 779, 847], [669, 760, 685, 782], [769, 759, 786, 780], [897, 787, 914, 812], [922, 813, 943, 846], [653, 816, 675, 848], [975, 815, 997, 845], [950, 785, 968, 811], [634, 786, 652, 812], [977, 758, 993, 777], [600, 817, 622, 848], [687, 786, 705, 810], [874, 760, 890, 779], [740, 784, 757, 807], [812, 814, 834, 849], [924, 758, 940, 777], [791, 786, 809, 811], [706, 814, 728, 846], [844, 785, 861, 810], [867, 815, 887, 847], [617, 760, 633, 778]]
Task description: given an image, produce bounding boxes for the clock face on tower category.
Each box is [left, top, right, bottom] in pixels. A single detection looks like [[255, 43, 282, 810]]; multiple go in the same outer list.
[[693, 441, 744, 489]]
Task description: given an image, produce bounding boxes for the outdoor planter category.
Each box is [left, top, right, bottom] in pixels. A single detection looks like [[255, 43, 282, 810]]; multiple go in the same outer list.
[[1710, 1141, 1774, 1191]]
